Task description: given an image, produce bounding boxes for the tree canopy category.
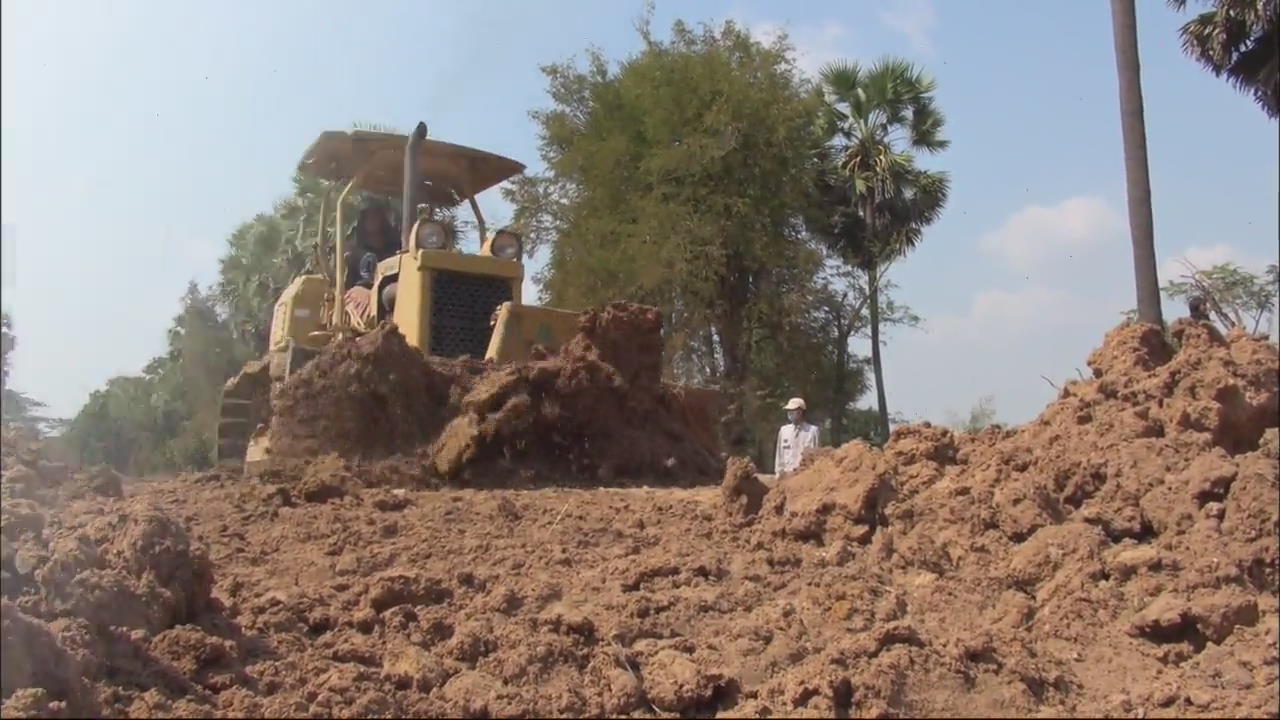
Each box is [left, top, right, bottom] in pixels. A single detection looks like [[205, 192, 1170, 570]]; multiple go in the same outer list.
[[504, 15, 890, 455], [811, 57, 950, 442], [1162, 260, 1280, 335], [1168, 0, 1279, 119]]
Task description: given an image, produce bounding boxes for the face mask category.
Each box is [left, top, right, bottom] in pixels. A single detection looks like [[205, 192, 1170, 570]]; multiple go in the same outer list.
[[787, 410, 802, 424]]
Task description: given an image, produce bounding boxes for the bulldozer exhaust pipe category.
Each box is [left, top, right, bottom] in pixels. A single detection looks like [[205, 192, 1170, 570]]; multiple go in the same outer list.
[[402, 121, 427, 250]]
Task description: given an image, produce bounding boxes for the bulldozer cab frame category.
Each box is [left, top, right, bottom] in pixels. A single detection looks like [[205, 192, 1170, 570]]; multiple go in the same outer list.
[[296, 124, 528, 333]]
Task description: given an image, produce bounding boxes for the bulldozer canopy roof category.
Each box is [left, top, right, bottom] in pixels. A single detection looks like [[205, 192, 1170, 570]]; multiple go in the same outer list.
[[297, 130, 526, 207]]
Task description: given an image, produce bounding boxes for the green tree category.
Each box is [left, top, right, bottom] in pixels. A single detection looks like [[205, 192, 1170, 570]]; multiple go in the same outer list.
[[1, 312, 62, 435], [504, 15, 857, 457], [806, 263, 920, 445], [843, 406, 908, 445], [67, 374, 168, 474], [216, 210, 312, 354], [947, 395, 1000, 434], [1167, 0, 1279, 119], [1111, 0, 1166, 329], [815, 57, 950, 443], [66, 283, 248, 472], [1163, 260, 1279, 334]]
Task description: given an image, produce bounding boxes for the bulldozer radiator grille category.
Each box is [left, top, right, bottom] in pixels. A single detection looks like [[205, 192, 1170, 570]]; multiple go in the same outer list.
[[429, 271, 513, 359]]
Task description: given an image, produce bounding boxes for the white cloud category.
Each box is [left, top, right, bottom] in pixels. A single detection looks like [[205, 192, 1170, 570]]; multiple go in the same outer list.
[[1159, 242, 1273, 281], [878, 0, 938, 56], [735, 17, 850, 78], [881, 282, 1127, 426], [979, 195, 1125, 272], [923, 286, 1072, 340]]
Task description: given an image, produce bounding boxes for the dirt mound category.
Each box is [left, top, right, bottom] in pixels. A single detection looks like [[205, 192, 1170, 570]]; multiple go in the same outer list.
[[2, 428, 123, 506], [6, 318, 1277, 718], [430, 303, 722, 485], [2, 429, 70, 505], [2, 428, 235, 718], [265, 303, 722, 486], [564, 302, 664, 388], [267, 324, 485, 461], [1, 600, 97, 718], [755, 319, 1279, 716], [0, 489, 230, 718]]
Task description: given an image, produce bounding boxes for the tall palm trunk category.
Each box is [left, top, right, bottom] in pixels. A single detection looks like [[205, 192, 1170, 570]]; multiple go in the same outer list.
[[1110, 0, 1164, 327], [861, 191, 892, 443], [867, 259, 890, 443], [830, 325, 849, 445]]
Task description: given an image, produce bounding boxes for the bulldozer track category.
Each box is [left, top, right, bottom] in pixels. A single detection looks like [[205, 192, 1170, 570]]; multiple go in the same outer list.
[[215, 360, 272, 468]]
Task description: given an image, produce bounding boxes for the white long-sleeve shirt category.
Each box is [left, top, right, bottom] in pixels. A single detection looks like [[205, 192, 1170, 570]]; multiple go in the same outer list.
[[775, 421, 820, 475]]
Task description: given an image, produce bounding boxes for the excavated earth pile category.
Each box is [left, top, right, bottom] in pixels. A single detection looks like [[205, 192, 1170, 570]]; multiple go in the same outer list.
[[266, 302, 722, 487], [265, 326, 486, 462], [1, 318, 1277, 718], [428, 303, 722, 485]]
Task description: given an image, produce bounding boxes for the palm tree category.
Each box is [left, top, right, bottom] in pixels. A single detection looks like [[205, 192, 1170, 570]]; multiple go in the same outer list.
[[817, 57, 950, 443], [1110, 0, 1165, 328], [1167, 0, 1279, 119]]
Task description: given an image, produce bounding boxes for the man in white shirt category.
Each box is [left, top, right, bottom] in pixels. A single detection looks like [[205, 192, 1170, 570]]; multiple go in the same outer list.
[[774, 397, 820, 477]]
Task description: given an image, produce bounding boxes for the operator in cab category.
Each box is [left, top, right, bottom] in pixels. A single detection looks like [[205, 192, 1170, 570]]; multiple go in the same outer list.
[[343, 200, 400, 324]]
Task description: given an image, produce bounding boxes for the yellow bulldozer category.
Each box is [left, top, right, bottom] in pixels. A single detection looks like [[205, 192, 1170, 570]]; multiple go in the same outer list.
[[217, 122, 721, 472]]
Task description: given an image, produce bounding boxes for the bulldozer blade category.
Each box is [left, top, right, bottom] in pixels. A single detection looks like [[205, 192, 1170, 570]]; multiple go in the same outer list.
[[244, 430, 273, 475]]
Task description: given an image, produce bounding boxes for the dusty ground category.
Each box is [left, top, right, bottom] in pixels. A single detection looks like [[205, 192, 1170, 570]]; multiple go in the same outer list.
[[1, 317, 1278, 718]]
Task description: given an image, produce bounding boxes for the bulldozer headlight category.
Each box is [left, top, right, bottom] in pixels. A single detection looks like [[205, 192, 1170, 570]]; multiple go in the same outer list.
[[415, 221, 449, 250], [491, 229, 522, 260]]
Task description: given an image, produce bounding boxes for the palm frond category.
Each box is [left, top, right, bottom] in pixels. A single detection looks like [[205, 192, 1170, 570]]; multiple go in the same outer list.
[[1169, 0, 1279, 118], [819, 60, 864, 100]]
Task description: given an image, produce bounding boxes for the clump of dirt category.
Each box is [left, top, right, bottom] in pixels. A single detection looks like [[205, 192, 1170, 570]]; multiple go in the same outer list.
[[2, 428, 122, 506], [1, 425, 43, 471], [266, 323, 486, 461], [1, 429, 241, 719], [720, 456, 767, 519], [2, 430, 72, 506], [69, 466, 123, 500], [430, 303, 722, 485], [1, 600, 97, 718], [564, 302, 664, 388], [34, 503, 214, 633]]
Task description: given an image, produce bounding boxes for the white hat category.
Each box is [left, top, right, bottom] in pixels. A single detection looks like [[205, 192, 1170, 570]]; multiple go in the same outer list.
[[783, 397, 806, 411]]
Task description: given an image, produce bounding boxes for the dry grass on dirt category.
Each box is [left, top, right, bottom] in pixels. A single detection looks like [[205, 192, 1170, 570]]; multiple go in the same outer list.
[[2, 317, 1277, 718]]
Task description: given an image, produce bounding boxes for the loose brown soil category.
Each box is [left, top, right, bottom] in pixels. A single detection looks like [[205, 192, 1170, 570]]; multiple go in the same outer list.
[[1, 318, 1277, 718], [266, 303, 722, 487]]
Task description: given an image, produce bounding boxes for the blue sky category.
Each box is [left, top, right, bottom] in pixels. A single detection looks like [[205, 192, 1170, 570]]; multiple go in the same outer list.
[[2, 0, 1277, 427]]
